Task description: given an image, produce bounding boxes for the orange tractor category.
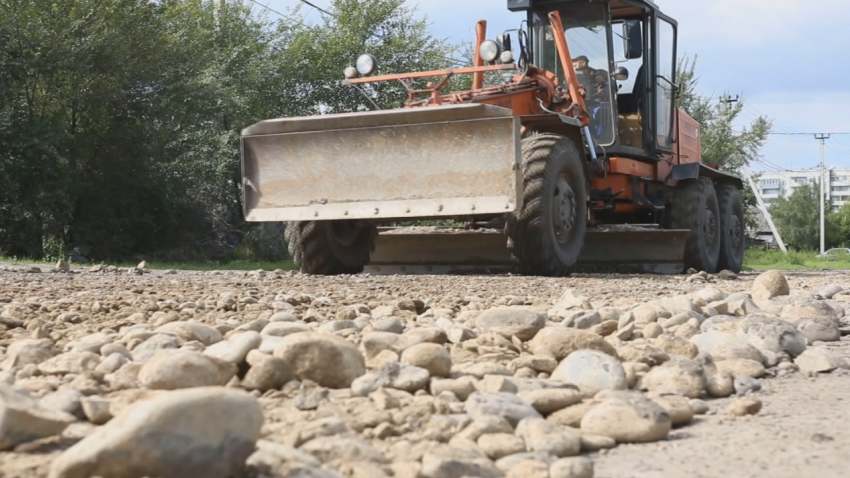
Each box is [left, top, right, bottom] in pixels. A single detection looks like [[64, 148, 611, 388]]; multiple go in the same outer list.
[[240, 0, 745, 276]]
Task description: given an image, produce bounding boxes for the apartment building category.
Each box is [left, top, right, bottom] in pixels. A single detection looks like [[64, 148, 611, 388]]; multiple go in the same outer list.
[[756, 167, 850, 212]]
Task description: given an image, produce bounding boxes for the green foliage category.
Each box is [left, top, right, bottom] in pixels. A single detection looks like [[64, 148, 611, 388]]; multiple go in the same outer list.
[[769, 182, 844, 250], [829, 202, 850, 247], [0, 0, 455, 261], [744, 248, 850, 271], [676, 55, 772, 229]]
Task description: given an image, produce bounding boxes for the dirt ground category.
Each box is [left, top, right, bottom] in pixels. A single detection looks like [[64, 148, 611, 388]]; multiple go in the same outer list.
[[0, 264, 848, 478]]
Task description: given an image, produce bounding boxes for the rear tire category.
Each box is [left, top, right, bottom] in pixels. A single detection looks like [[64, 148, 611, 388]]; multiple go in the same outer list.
[[716, 183, 745, 272], [668, 177, 721, 273], [507, 132, 587, 277], [284, 220, 376, 275]]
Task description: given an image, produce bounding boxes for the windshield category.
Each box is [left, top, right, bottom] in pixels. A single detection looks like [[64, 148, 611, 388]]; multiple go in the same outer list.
[[531, 3, 615, 146]]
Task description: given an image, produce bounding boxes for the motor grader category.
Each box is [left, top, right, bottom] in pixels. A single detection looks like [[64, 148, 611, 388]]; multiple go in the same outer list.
[[239, 0, 746, 276]]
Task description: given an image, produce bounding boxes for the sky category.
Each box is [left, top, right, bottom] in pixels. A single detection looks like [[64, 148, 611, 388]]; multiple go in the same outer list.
[[259, 0, 850, 172]]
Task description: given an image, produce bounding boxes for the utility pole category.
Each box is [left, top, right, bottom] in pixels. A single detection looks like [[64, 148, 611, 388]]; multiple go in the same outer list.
[[815, 134, 830, 254]]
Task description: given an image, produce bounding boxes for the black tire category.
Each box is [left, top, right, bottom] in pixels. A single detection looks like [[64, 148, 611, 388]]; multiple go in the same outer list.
[[668, 177, 721, 273], [716, 183, 745, 272], [507, 132, 587, 276], [284, 220, 376, 275]]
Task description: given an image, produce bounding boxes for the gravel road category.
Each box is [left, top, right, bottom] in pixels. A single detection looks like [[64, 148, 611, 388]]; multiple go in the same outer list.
[[0, 262, 848, 478]]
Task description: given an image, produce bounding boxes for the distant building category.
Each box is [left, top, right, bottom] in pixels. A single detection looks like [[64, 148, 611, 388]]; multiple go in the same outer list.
[[756, 167, 850, 212]]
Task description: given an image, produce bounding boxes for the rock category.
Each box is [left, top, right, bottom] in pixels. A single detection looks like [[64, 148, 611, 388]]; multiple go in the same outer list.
[[420, 456, 503, 478], [57, 260, 71, 272], [547, 401, 597, 428], [727, 397, 762, 416], [204, 331, 261, 364], [38, 352, 100, 375], [351, 362, 430, 396], [155, 321, 222, 346], [1, 339, 54, 371], [773, 298, 840, 324], [506, 460, 549, 478], [716, 359, 766, 378], [580, 392, 671, 443], [562, 310, 602, 329], [642, 323, 663, 339], [241, 355, 294, 392], [96, 353, 129, 374], [691, 332, 765, 364], [797, 318, 841, 343], [739, 316, 807, 357], [131, 334, 181, 362], [48, 387, 263, 478], [401, 343, 452, 377], [246, 440, 321, 476], [550, 350, 627, 395], [80, 396, 112, 425], [0, 384, 75, 450], [660, 296, 701, 315], [704, 369, 734, 398], [516, 417, 581, 457], [458, 415, 514, 441], [654, 335, 698, 359], [431, 377, 477, 401], [476, 308, 546, 341], [549, 457, 594, 478], [39, 389, 84, 419], [649, 394, 694, 426], [273, 332, 365, 388], [509, 355, 558, 375], [640, 358, 705, 398], [138, 350, 236, 390], [752, 270, 790, 302], [689, 399, 709, 415], [818, 284, 844, 299], [517, 389, 583, 415], [794, 348, 843, 373], [733, 376, 762, 396], [528, 328, 617, 361], [372, 317, 405, 334], [262, 322, 311, 337], [616, 342, 668, 367], [579, 434, 616, 451], [465, 392, 542, 426], [477, 433, 526, 460], [301, 435, 386, 464]]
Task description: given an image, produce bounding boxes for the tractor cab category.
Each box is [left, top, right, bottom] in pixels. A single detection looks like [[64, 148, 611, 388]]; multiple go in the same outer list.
[[511, 0, 678, 159]]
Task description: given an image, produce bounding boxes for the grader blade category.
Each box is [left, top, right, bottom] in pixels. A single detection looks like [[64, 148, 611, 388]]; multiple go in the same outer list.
[[241, 104, 521, 222], [365, 226, 691, 275]]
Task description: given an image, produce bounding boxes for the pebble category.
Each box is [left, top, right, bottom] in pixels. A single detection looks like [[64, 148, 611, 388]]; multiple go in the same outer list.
[[728, 397, 762, 416], [640, 358, 705, 398], [528, 328, 617, 361], [0, 384, 75, 450], [138, 350, 236, 390], [476, 307, 546, 341], [580, 392, 671, 443], [516, 417, 581, 457], [273, 332, 366, 388], [401, 343, 452, 377], [550, 456, 594, 478], [550, 349, 627, 395], [351, 362, 430, 395], [717, 358, 766, 378], [752, 270, 790, 302], [794, 348, 843, 373], [48, 387, 263, 478], [465, 392, 542, 426]]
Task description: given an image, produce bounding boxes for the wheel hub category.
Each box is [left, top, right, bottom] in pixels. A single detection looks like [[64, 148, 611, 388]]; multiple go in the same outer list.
[[553, 175, 576, 244]]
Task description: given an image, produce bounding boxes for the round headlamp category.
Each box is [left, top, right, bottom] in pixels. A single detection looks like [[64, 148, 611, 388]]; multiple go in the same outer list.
[[479, 40, 501, 63], [343, 66, 358, 80], [356, 54, 378, 76]]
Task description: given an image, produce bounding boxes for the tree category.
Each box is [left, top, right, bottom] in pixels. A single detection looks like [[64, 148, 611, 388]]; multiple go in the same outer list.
[[829, 203, 850, 247], [770, 182, 843, 250], [0, 0, 457, 262], [676, 55, 773, 229]]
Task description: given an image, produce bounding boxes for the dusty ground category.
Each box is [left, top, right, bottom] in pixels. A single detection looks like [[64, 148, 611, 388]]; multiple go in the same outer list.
[[0, 264, 848, 478]]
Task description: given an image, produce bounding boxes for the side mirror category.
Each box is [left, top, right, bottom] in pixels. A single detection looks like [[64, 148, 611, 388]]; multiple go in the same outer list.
[[623, 20, 642, 59], [497, 32, 513, 54], [613, 66, 629, 81]]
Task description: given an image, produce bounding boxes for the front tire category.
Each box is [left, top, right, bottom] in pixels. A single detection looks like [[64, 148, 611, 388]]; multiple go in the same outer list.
[[716, 183, 745, 272], [669, 177, 721, 273], [284, 220, 376, 275], [507, 132, 587, 277]]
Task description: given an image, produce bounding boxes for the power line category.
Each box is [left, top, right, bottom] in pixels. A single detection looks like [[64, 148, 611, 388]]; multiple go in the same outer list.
[[300, 0, 336, 18], [245, 0, 300, 22]]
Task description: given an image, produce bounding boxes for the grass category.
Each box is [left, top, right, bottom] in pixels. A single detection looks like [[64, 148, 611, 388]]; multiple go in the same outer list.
[[743, 248, 850, 271], [0, 256, 295, 271]]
